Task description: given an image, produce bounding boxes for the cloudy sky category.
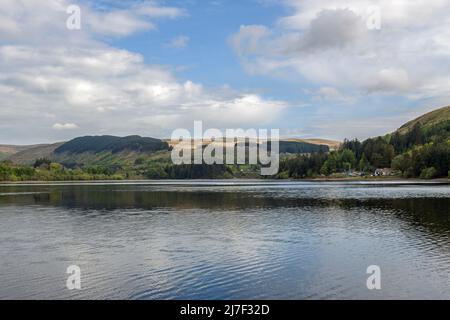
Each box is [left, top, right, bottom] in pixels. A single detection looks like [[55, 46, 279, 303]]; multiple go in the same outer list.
[[0, 0, 449, 144]]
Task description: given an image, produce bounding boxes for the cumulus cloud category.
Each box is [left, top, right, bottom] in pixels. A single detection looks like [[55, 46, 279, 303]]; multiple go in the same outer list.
[[230, 0, 450, 98], [86, 2, 185, 37], [0, 0, 285, 144], [367, 68, 411, 93], [300, 9, 365, 51]]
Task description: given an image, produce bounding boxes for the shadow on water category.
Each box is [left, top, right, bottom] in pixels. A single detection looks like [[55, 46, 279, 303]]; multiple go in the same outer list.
[[1, 183, 449, 234]]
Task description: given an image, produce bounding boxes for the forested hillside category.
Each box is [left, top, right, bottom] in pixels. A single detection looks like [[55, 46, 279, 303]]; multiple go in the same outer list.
[[279, 106, 449, 179], [55, 135, 169, 154]]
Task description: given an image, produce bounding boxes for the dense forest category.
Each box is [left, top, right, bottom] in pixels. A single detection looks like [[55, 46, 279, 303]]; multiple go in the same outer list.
[[279, 120, 449, 179], [55, 135, 169, 154]]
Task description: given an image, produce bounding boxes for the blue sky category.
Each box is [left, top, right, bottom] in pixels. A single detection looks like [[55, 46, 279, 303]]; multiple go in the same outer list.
[[0, 0, 449, 144], [110, 1, 292, 95]]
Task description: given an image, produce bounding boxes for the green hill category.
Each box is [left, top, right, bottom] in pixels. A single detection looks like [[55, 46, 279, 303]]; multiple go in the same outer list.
[[388, 105, 450, 153], [282, 105, 449, 180], [388, 106, 449, 178], [1, 134, 334, 180], [397, 106, 450, 134], [337, 105, 450, 179], [55, 135, 169, 154], [5, 135, 332, 167]]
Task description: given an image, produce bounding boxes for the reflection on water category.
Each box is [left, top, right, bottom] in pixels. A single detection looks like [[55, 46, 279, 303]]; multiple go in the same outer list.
[[0, 181, 449, 300]]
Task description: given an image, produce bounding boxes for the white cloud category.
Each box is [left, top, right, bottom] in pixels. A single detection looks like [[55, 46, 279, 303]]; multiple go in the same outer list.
[[138, 4, 184, 19], [0, 0, 185, 43], [85, 3, 185, 37], [315, 86, 354, 104], [367, 68, 411, 93], [0, 44, 285, 141], [52, 123, 79, 130], [86, 10, 155, 37], [230, 25, 271, 55], [300, 8, 366, 51], [0, 0, 285, 144], [230, 0, 450, 98]]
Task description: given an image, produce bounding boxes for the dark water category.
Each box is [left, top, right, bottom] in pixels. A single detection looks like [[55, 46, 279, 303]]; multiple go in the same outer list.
[[0, 181, 449, 300]]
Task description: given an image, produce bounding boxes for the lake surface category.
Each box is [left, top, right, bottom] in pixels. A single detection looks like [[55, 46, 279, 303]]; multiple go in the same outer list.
[[0, 181, 449, 300]]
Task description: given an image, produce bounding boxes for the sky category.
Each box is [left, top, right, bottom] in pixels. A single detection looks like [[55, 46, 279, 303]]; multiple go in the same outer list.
[[0, 0, 450, 144]]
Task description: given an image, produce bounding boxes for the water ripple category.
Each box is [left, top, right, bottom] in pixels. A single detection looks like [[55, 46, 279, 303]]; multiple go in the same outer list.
[[0, 182, 448, 300]]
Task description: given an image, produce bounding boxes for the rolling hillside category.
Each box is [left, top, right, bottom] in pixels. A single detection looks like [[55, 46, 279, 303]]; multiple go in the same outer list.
[[7, 143, 64, 165], [397, 105, 450, 134], [5, 135, 334, 166], [352, 105, 450, 179], [0, 144, 59, 163], [0, 146, 21, 161], [0, 144, 40, 161]]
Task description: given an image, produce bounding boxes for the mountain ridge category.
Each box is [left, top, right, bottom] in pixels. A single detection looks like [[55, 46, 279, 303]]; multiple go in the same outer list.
[[5, 136, 338, 165]]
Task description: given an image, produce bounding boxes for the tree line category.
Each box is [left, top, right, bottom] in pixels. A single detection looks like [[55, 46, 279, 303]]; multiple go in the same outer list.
[[278, 121, 449, 179]]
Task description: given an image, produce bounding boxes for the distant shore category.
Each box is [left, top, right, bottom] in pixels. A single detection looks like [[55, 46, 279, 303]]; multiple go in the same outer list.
[[307, 176, 449, 183], [0, 177, 448, 185]]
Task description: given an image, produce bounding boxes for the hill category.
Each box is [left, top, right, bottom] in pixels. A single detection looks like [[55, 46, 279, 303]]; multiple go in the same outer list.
[[388, 105, 450, 153], [168, 139, 331, 154], [397, 105, 450, 134], [0, 144, 42, 160], [337, 105, 449, 179], [281, 104, 449, 179], [278, 141, 329, 153], [0, 145, 22, 161], [55, 135, 169, 154], [284, 138, 341, 151], [6, 136, 333, 166], [1, 134, 336, 180], [7, 143, 65, 165]]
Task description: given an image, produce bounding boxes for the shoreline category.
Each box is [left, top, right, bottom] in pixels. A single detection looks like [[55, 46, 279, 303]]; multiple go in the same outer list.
[[0, 177, 448, 186]]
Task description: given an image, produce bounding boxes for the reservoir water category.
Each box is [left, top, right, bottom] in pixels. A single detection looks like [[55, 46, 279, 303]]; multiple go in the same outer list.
[[0, 181, 449, 299]]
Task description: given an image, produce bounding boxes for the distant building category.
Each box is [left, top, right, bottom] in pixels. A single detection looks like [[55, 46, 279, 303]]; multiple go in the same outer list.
[[374, 168, 394, 176]]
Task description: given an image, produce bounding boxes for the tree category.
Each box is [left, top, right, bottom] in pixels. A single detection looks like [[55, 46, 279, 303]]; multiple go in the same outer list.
[[392, 154, 410, 175], [359, 153, 371, 172], [340, 149, 356, 169], [34, 158, 51, 168], [407, 123, 424, 147], [420, 167, 437, 179]]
